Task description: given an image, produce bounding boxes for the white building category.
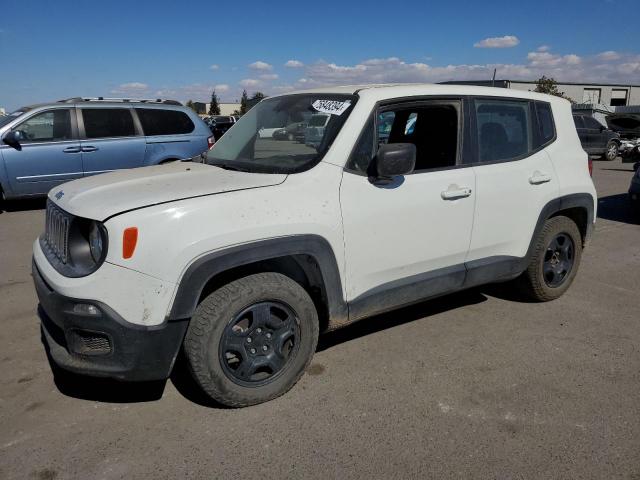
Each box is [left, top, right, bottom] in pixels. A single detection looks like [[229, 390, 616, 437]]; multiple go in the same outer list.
[[443, 80, 640, 106]]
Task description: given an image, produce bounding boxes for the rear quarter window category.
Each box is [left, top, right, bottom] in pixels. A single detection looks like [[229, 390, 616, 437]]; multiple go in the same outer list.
[[535, 101, 555, 146], [136, 108, 195, 136]]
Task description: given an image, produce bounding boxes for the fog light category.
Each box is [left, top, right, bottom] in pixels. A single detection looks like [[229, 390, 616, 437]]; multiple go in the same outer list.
[[73, 303, 100, 316]]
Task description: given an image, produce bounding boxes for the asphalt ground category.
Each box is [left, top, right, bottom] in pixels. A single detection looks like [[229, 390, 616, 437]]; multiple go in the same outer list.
[[0, 157, 638, 479]]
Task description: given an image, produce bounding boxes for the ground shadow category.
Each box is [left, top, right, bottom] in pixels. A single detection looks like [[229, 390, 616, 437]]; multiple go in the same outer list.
[[597, 193, 639, 225], [317, 289, 488, 352], [1, 197, 47, 213], [43, 333, 166, 403], [600, 168, 635, 173], [47, 289, 500, 407]]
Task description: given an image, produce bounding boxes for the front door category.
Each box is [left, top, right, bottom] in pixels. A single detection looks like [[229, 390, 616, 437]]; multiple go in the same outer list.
[[340, 99, 476, 320], [78, 107, 146, 176], [1, 108, 82, 196]]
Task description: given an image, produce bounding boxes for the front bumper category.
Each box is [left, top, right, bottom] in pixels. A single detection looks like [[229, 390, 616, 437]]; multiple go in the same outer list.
[[34, 260, 188, 381]]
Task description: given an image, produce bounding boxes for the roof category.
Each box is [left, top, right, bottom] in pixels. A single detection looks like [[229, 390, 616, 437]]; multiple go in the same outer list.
[[279, 83, 568, 103], [444, 79, 640, 88]]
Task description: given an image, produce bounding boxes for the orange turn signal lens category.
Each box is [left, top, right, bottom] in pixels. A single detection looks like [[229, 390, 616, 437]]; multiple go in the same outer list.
[[122, 227, 138, 259]]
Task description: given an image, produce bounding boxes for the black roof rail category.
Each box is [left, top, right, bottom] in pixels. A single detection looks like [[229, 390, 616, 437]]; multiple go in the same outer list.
[[57, 97, 182, 106]]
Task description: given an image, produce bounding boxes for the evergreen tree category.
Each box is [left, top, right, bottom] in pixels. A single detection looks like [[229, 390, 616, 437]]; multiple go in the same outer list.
[[239, 90, 249, 115], [208, 90, 221, 115]]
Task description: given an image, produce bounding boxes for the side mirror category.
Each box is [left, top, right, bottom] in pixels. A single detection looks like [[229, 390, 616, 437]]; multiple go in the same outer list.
[[3, 131, 23, 150], [375, 143, 416, 178]]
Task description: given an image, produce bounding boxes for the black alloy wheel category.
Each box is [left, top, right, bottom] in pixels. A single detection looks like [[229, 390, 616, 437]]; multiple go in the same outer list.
[[219, 301, 300, 387], [543, 233, 575, 287]]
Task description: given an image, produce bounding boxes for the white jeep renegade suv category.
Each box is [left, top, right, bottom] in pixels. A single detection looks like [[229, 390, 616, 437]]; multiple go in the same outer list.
[[33, 84, 597, 407]]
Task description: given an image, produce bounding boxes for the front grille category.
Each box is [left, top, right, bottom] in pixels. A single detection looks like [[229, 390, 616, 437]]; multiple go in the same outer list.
[[44, 200, 72, 264]]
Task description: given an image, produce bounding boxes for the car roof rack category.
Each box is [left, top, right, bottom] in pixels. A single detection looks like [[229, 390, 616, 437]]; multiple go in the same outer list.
[[57, 97, 182, 106]]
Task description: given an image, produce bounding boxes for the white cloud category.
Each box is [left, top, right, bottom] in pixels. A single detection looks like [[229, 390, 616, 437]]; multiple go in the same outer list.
[[537, 45, 551, 52], [286, 49, 640, 90], [110, 82, 149, 94], [474, 35, 520, 48], [597, 50, 621, 61], [285, 60, 304, 68], [248, 61, 273, 71], [210, 64, 219, 70], [240, 78, 261, 88], [259, 73, 279, 80], [214, 84, 230, 93]]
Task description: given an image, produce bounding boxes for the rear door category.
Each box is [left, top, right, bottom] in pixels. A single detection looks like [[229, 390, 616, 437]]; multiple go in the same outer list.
[[78, 106, 146, 176], [583, 116, 605, 153], [466, 98, 559, 281], [1, 108, 82, 196]]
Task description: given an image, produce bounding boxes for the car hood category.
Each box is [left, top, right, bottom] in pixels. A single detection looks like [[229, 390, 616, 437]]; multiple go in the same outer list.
[[49, 162, 287, 221], [605, 114, 640, 137]]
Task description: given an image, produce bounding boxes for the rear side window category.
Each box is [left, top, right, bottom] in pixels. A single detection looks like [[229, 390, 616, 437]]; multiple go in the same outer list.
[[82, 108, 136, 138], [573, 116, 585, 128], [535, 102, 555, 145], [475, 99, 531, 162], [136, 108, 195, 135], [584, 117, 603, 130]]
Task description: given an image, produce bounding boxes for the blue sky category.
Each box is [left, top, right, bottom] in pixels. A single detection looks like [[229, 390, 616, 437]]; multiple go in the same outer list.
[[0, 0, 638, 110]]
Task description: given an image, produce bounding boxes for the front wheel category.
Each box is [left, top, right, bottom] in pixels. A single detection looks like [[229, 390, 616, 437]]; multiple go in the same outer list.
[[517, 216, 583, 301], [603, 141, 619, 161], [184, 272, 319, 407]]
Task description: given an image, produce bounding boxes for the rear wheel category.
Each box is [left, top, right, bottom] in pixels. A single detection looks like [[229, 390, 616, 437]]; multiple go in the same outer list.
[[518, 216, 583, 301], [184, 273, 319, 407], [603, 141, 618, 161]]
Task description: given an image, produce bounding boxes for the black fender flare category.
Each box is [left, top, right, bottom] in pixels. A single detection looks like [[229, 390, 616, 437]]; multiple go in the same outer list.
[[167, 235, 348, 325]]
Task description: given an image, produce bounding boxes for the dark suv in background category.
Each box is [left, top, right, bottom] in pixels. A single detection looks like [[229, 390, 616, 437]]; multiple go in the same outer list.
[[573, 114, 620, 161]]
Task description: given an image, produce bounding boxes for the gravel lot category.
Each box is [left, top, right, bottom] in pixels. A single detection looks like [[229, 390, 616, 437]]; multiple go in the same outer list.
[[1, 158, 639, 480]]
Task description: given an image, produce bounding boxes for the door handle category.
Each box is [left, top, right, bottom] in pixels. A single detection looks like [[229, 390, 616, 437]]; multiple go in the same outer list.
[[529, 171, 552, 185], [63, 146, 81, 153], [81, 146, 99, 153], [441, 185, 472, 200]]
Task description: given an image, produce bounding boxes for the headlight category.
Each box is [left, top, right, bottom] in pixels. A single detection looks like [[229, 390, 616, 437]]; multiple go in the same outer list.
[[89, 221, 104, 263]]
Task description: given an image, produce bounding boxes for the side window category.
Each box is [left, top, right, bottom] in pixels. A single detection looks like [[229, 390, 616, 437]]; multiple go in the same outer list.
[[13, 109, 72, 143], [573, 116, 584, 129], [136, 108, 195, 136], [475, 99, 531, 162], [82, 108, 136, 139], [535, 102, 555, 145], [347, 116, 375, 173], [584, 117, 603, 130], [382, 102, 459, 170]]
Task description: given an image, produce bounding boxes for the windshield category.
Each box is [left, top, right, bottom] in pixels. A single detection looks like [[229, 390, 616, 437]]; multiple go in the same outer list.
[[0, 110, 27, 129], [206, 94, 357, 174]]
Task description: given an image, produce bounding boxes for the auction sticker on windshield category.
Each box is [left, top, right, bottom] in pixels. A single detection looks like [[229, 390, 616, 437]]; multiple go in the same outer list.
[[312, 100, 352, 116]]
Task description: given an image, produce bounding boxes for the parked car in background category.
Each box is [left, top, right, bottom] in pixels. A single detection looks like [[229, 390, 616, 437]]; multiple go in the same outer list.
[[206, 115, 235, 140], [573, 114, 620, 161], [629, 164, 640, 212], [0, 98, 213, 200], [33, 85, 596, 407], [605, 113, 640, 164], [273, 122, 307, 142]]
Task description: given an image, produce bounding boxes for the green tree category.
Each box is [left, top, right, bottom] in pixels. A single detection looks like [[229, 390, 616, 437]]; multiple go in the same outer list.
[[208, 90, 221, 115], [239, 90, 249, 115], [185, 100, 197, 112], [534, 76, 574, 103], [251, 91, 266, 102]]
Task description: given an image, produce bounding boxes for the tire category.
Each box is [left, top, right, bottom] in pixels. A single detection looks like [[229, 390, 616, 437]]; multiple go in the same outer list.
[[602, 141, 618, 161], [184, 272, 319, 407], [517, 216, 583, 302]]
